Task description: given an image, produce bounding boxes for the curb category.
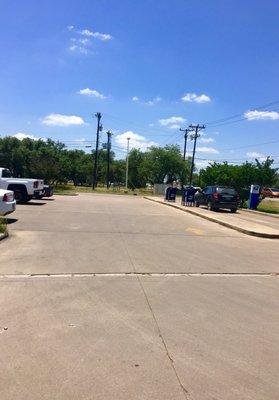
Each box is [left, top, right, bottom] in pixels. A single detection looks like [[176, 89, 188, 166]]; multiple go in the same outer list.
[[144, 197, 279, 239], [0, 231, 9, 242], [240, 208, 279, 219]]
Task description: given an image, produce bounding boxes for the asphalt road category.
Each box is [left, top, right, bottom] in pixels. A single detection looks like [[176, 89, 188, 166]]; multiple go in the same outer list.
[[0, 194, 278, 400]]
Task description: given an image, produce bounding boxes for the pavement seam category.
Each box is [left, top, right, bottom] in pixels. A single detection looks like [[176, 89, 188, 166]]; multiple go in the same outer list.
[[0, 272, 277, 279]]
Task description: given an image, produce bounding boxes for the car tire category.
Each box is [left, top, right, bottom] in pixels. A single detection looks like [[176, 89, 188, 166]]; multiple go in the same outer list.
[[195, 200, 200, 207], [231, 208, 237, 213], [207, 200, 214, 211]]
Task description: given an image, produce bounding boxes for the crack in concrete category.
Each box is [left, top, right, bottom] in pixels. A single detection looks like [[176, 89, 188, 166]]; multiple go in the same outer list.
[[137, 275, 191, 399]]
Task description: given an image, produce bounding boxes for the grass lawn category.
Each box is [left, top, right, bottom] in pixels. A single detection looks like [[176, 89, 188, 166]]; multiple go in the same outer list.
[[257, 200, 279, 214], [53, 184, 154, 197], [0, 218, 7, 234]]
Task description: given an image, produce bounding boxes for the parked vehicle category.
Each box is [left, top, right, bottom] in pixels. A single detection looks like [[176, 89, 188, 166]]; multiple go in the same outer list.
[[0, 168, 44, 203], [0, 189, 16, 216], [33, 185, 54, 199], [261, 187, 279, 198], [195, 186, 238, 212]]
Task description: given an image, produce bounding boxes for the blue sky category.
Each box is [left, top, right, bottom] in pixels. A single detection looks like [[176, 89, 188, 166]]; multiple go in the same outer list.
[[0, 0, 279, 167]]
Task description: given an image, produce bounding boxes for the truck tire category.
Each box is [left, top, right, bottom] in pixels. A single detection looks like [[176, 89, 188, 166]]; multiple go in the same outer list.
[[7, 184, 29, 203]]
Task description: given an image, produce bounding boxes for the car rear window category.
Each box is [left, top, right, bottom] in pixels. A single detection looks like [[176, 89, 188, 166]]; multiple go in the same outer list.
[[217, 187, 236, 195]]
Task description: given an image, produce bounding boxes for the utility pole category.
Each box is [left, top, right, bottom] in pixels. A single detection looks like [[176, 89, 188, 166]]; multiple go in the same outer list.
[[106, 130, 112, 190], [92, 112, 102, 190], [188, 124, 205, 186], [180, 128, 189, 161], [125, 137, 130, 189]]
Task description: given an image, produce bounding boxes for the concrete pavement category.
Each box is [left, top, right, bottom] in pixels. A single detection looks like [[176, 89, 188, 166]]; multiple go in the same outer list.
[[0, 194, 278, 399], [145, 196, 279, 238]]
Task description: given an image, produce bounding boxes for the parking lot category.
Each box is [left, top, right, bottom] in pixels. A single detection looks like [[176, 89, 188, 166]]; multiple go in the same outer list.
[[0, 194, 279, 399]]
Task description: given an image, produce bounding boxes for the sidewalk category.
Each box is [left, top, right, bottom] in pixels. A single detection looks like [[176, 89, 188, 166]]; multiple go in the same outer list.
[[144, 197, 279, 239]]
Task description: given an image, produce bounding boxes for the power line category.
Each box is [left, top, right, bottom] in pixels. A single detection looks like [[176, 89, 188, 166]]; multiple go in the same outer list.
[[205, 99, 279, 126], [218, 138, 279, 151]]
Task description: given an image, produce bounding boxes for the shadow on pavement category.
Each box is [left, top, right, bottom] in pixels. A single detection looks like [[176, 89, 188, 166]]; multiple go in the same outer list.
[[200, 206, 239, 214], [5, 218, 18, 225], [24, 202, 46, 206]]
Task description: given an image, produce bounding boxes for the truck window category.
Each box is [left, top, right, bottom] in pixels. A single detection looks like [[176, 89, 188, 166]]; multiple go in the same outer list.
[[2, 169, 12, 178]]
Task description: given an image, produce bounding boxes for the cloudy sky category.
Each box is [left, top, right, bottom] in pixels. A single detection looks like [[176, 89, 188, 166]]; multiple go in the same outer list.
[[0, 0, 279, 168]]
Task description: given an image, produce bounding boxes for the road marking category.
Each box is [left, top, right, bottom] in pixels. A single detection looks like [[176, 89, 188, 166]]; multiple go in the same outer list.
[[186, 227, 204, 236]]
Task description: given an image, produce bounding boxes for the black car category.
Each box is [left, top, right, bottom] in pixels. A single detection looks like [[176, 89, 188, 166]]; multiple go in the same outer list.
[[195, 186, 238, 213]]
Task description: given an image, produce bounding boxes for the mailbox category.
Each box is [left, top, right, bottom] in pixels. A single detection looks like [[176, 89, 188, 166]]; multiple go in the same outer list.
[[165, 186, 177, 202], [248, 184, 260, 209]]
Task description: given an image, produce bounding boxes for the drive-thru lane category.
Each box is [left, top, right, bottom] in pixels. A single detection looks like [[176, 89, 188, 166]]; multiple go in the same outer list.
[[0, 194, 278, 400]]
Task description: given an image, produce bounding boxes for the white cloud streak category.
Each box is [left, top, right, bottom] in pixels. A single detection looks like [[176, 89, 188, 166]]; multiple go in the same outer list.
[[132, 96, 139, 102], [200, 137, 214, 143], [144, 96, 162, 106], [115, 131, 157, 151], [244, 110, 279, 120], [78, 88, 107, 99], [181, 93, 211, 103], [246, 151, 267, 161], [196, 146, 219, 154], [79, 29, 112, 41], [158, 116, 186, 129], [42, 113, 85, 127], [13, 132, 45, 141]]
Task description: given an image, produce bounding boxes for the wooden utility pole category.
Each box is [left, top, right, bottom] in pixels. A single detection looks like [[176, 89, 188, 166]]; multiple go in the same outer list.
[[92, 112, 102, 189], [180, 128, 189, 161], [188, 124, 205, 186]]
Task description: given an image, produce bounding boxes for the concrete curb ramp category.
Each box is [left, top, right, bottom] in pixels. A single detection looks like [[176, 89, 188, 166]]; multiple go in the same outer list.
[[144, 197, 279, 239]]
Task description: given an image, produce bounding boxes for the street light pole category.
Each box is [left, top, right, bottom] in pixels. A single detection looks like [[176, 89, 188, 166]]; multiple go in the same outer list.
[[125, 137, 130, 189], [106, 130, 112, 190]]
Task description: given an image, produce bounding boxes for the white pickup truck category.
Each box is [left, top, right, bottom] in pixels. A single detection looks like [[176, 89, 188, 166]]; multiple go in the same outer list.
[[0, 189, 16, 216], [0, 168, 44, 203]]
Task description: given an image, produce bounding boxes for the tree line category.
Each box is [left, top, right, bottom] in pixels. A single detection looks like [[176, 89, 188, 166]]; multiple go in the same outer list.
[[0, 136, 190, 187], [0, 136, 277, 189]]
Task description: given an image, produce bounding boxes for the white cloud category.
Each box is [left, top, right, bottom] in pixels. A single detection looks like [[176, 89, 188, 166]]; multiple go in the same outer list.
[[244, 110, 279, 120], [69, 44, 88, 54], [246, 151, 267, 161], [200, 137, 214, 143], [181, 93, 211, 103], [79, 29, 112, 41], [115, 131, 157, 151], [132, 96, 139, 102], [67, 27, 112, 55], [144, 96, 162, 106], [78, 88, 107, 99], [13, 132, 45, 141], [42, 113, 85, 127], [158, 116, 186, 129], [196, 146, 219, 154], [195, 160, 213, 169]]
